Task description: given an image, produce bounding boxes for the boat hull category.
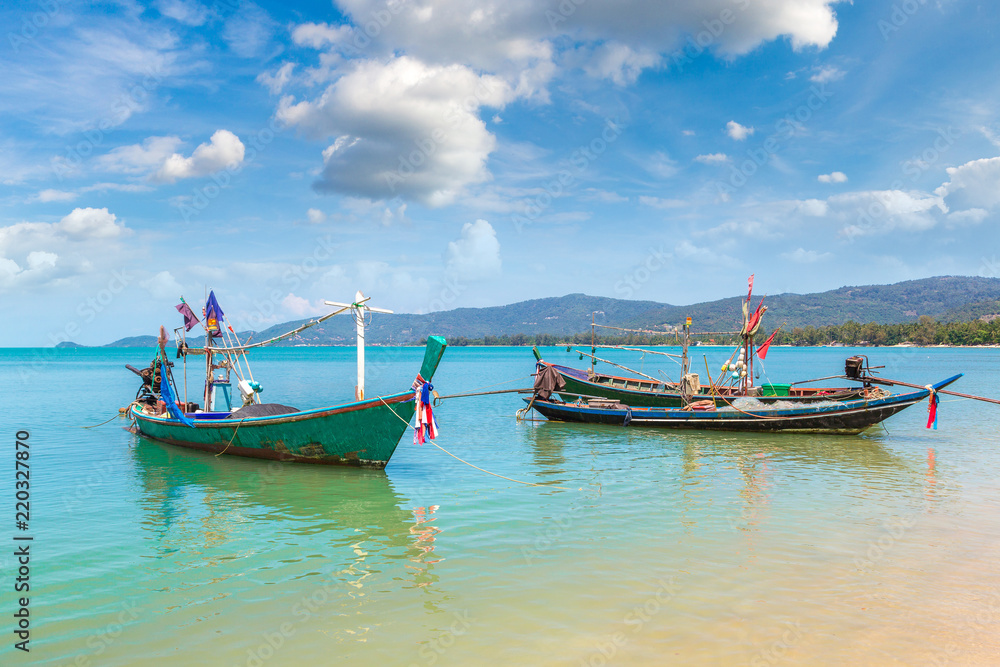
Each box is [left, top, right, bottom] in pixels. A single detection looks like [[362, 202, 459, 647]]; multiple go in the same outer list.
[[133, 393, 416, 468], [542, 361, 864, 408], [526, 376, 962, 434]]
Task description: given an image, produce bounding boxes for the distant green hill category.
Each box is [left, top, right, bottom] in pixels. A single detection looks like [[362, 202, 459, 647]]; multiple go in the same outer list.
[[103, 275, 1000, 347]]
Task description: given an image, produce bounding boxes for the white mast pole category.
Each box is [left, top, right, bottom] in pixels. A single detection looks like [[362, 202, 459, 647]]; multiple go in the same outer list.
[[355, 290, 365, 400], [324, 292, 393, 403]]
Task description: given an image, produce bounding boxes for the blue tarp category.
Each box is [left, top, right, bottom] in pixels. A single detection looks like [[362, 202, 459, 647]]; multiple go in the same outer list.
[[159, 368, 195, 428]]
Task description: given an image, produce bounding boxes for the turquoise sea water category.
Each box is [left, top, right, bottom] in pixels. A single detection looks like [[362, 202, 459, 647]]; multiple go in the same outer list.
[[2, 345, 1000, 666]]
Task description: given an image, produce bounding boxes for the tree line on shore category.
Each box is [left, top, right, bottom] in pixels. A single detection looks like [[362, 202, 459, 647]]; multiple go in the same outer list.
[[426, 315, 1000, 347]]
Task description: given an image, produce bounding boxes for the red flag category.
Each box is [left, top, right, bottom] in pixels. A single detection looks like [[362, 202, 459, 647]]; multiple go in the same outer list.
[[756, 330, 778, 360], [747, 274, 754, 303]]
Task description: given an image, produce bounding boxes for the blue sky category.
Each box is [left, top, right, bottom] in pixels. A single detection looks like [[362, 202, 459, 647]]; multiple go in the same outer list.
[[2, 0, 1000, 346]]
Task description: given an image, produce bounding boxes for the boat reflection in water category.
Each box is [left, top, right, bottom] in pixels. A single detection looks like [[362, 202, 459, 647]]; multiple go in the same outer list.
[[128, 437, 451, 624]]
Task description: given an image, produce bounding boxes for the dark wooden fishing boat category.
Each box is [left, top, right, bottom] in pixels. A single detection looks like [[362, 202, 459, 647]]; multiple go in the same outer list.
[[534, 352, 866, 408], [128, 291, 447, 468], [524, 374, 962, 434]]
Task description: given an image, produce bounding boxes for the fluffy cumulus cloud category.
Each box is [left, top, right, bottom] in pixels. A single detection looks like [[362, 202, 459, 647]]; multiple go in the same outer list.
[[278, 0, 841, 204], [328, 0, 840, 76], [828, 190, 945, 237], [278, 57, 510, 206], [307, 208, 327, 224], [818, 171, 847, 183], [445, 219, 502, 280], [726, 121, 755, 141], [95, 136, 184, 175], [935, 156, 1000, 212], [153, 130, 245, 183], [0, 208, 129, 290], [582, 43, 660, 86]]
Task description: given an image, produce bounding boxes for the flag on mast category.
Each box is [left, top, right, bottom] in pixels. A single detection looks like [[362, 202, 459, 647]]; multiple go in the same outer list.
[[747, 274, 754, 303], [175, 299, 200, 331], [756, 329, 778, 360], [205, 291, 224, 336]]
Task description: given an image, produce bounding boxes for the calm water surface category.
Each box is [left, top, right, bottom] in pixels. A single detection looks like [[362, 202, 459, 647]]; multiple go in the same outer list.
[[1, 345, 999, 665]]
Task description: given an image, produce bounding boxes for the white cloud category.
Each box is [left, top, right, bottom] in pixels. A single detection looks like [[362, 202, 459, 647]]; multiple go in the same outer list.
[[153, 130, 245, 183], [695, 153, 730, 164], [221, 2, 275, 58], [316, 0, 840, 85], [0, 208, 130, 291], [582, 43, 660, 86], [818, 171, 848, 183], [156, 0, 208, 26], [0, 24, 184, 133], [831, 190, 945, 237], [307, 208, 327, 224], [281, 293, 327, 317], [582, 189, 628, 203], [96, 136, 184, 175], [726, 121, 755, 141], [257, 62, 295, 95], [643, 151, 679, 179], [278, 57, 511, 206], [782, 248, 833, 263], [140, 270, 184, 299], [57, 207, 128, 240], [639, 196, 687, 209], [445, 219, 501, 280], [33, 189, 78, 203], [674, 240, 737, 265], [947, 208, 989, 227], [291, 22, 354, 49], [934, 156, 1000, 211], [810, 65, 845, 84], [27, 251, 59, 270]]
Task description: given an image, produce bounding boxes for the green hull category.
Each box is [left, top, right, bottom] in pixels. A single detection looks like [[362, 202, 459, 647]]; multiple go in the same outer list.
[[132, 336, 447, 469]]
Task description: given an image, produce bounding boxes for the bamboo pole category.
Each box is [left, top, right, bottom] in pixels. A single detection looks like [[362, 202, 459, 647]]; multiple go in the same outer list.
[[865, 376, 1000, 406]]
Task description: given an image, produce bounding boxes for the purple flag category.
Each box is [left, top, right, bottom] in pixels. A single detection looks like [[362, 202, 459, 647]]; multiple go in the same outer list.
[[175, 301, 200, 332]]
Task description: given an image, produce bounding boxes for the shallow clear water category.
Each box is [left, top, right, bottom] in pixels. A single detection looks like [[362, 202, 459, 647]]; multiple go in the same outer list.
[[2, 345, 999, 665]]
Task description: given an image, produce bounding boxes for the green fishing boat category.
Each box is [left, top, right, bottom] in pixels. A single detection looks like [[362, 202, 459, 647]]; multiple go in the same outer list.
[[128, 291, 446, 468]]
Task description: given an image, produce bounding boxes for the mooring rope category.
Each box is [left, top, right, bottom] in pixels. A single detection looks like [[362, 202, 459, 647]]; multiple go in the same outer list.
[[216, 418, 248, 457], [377, 395, 568, 490]]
